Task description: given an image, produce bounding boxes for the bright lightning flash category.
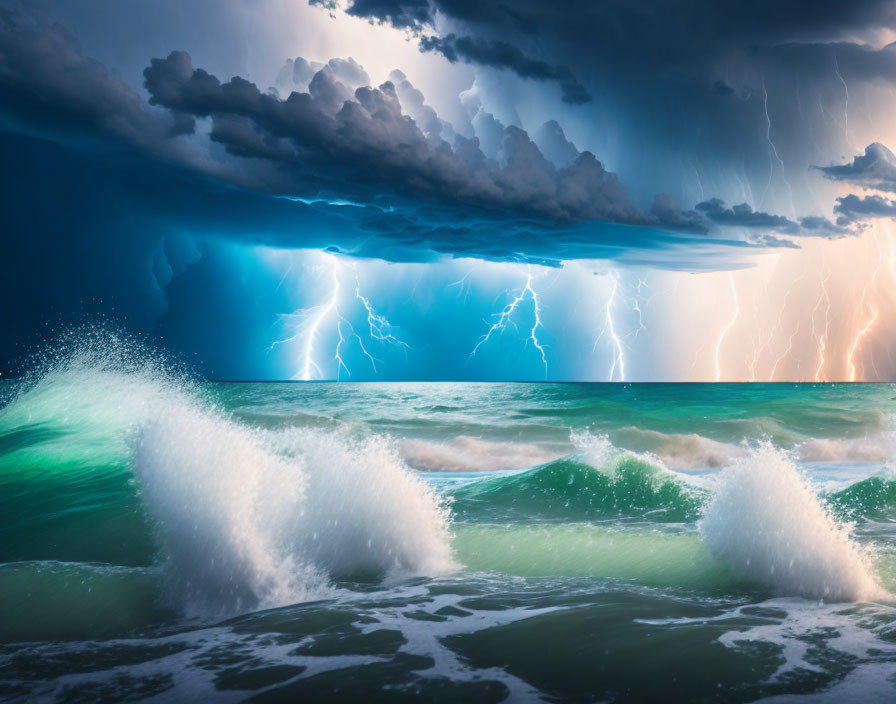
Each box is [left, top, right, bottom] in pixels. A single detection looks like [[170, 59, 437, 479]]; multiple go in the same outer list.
[[470, 264, 548, 375], [271, 253, 406, 380]]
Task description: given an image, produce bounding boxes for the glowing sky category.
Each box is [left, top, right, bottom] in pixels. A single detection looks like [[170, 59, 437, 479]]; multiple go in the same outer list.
[[3, 0, 896, 380]]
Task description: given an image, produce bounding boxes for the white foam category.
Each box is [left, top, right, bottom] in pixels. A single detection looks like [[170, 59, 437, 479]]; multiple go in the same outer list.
[[399, 435, 557, 471], [700, 443, 888, 602], [610, 426, 743, 469], [7, 340, 458, 617], [135, 402, 458, 617]]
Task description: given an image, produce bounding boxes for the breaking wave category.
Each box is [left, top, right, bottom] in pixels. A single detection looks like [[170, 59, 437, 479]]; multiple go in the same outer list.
[[0, 337, 457, 617], [700, 443, 887, 602], [450, 434, 705, 523]]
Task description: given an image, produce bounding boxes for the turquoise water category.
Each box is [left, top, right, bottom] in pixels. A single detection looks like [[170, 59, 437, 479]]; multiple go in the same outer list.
[[2, 345, 896, 701]]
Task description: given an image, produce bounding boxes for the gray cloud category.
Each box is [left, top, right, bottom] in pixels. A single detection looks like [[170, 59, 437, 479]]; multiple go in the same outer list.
[[0, 14, 169, 144], [695, 199, 800, 234], [817, 142, 896, 192], [834, 193, 896, 223], [142, 50, 651, 224], [418, 34, 590, 104], [0, 8, 857, 270]]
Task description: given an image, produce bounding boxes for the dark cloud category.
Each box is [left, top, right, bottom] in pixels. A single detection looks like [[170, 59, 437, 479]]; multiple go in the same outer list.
[[695, 199, 800, 234], [0, 7, 857, 272], [797, 215, 854, 237], [327, 0, 896, 66], [834, 193, 896, 223], [817, 142, 896, 192], [142, 50, 652, 225], [0, 15, 170, 144], [341, 0, 432, 29], [418, 34, 590, 104]]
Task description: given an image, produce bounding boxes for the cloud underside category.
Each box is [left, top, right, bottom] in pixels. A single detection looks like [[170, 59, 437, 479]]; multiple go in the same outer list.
[[0, 8, 871, 267]]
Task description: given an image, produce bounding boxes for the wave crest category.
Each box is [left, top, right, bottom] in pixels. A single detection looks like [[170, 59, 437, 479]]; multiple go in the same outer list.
[[451, 434, 704, 523], [700, 443, 887, 602]]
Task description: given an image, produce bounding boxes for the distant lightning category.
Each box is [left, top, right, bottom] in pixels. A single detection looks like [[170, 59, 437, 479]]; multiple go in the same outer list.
[[847, 310, 879, 382], [765, 262, 807, 381], [594, 272, 625, 381], [714, 273, 740, 382], [843, 230, 885, 381], [811, 266, 832, 382], [760, 77, 796, 218], [631, 276, 649, 339], [447, 272, 473, 306], [470, 264, 548, 375], [833, 53, 854, 150], [769, 321, 800, 381], [271, 253, 406, 380], [354, 267, 409, 352]]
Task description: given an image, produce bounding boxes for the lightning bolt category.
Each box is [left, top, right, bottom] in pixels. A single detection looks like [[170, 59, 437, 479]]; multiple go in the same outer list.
[[447, 272, 473, 306], [605, 273, 625, 381], [760, 77, 796, 218], [845, 230, 884, 381], [833, 53, 854, 150], [714, 273, 740, 382], [470, 264, 547, 376], [769, 321, 800, 381], [354, 266, 409, 352], [631, 276, 649, 339], [271, 253, 406, 380], [592, 272, 626, 381], [847, 310, 879, 382], [811, 266, 831, 382], [765, 262, 807, 381]]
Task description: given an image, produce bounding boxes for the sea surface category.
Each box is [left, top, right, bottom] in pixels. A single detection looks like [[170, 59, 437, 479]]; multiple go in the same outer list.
[[2, 345, 896, 701]]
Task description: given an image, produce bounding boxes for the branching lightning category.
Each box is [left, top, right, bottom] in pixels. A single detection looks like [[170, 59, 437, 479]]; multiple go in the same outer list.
[[592, 272, 627, 381], [844, 230, 884, 381], [833, 53, 854, 150], [271, 253, 407, 380], [811, 266, 832, 382], [354, 267, 409, 354], [847, 310, 879, 382], [470, 264, 548, 375], [714, 273, 740, 382], [760, 77, 796, 218], [631, 276, 649, 339]]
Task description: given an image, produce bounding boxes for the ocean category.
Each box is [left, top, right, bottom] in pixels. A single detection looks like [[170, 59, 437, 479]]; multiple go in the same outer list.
[[2, 345, 896, 702]]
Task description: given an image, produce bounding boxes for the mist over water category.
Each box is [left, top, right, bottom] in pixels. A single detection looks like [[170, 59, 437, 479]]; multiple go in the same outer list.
[[3, 337, 896, 700]]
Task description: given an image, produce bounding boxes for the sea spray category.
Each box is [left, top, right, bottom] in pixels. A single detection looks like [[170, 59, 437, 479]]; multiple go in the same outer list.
[[1, 332, 458, 617], [700, 442, 886, 602], [133, 393, 458, 617]]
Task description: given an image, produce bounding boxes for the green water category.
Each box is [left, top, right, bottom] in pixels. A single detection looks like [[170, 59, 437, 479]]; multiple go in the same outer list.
[[2, 352, 896, 701]]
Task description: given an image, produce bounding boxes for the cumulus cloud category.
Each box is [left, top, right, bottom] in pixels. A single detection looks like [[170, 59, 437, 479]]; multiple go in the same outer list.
[[695, 199, 800, 234], [142, 50, 650, 224], [0, 8, 859, 268], [817, 142, 896, 192], [834, 193, 896, 223]]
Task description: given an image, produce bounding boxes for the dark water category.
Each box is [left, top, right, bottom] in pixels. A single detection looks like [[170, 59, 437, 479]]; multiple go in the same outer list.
[[2, 351, 896, 701]]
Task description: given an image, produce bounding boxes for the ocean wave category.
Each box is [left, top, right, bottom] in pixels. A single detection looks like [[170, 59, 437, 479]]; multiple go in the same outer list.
[[0, 561, 169, 642], [827, 470, 896, 521], [399, 435, 559, 471], [797, 429, 896, 463], [608, 426, 744, 469], [137, 406, 457, 617], [453, 524, 737, 590], [0, 338, 458, 617], [700, 443, 888, 602], [450, 434, 705, 523]]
